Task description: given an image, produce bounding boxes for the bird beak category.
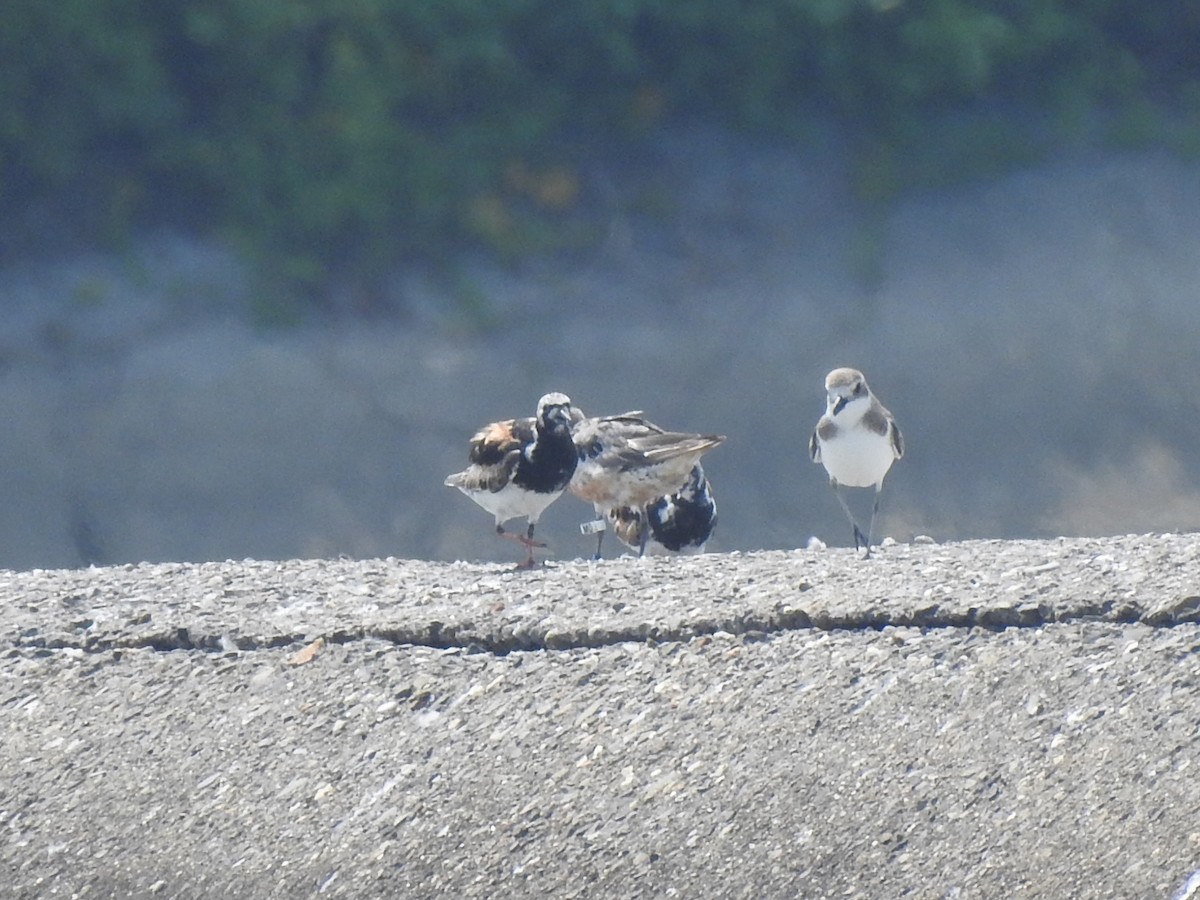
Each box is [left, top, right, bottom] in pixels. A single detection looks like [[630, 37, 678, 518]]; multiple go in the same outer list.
[[832, 396, 847, 415]]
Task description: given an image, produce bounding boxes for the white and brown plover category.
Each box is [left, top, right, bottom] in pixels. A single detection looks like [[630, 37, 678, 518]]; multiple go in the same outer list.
[[809, 368, 903, 557]]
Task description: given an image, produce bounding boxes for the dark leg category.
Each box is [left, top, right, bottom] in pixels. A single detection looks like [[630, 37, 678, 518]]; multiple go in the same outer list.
[[520, 522, 538, 568], [864, 487, 885, 559], [637, 506, 650, 557], [578, 508, 607, 560], [832, 483, 869, 555]]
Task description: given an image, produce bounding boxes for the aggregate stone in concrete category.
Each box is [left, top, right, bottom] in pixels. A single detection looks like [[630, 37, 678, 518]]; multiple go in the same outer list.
[[3, 534, 1199, 655], [3, 534, 1200, 898]]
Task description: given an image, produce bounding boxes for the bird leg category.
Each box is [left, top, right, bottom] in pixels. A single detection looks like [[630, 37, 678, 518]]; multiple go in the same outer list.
[[832, 483, 871, 557], [494, 522, 547, 548], [864, 487, 886, 559], [495, 522, 547, 568], [578, 511, 608, 560]]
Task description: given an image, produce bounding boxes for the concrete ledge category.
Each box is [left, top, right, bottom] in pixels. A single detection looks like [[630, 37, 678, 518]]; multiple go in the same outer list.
[[4, 535, 1200, 897]]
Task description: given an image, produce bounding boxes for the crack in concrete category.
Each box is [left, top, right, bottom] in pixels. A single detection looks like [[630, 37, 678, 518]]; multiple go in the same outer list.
[[9, 595, 1200, 659]]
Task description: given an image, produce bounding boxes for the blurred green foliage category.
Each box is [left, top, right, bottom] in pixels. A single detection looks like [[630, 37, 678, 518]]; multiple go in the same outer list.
[[2, 0, 1198, 300]]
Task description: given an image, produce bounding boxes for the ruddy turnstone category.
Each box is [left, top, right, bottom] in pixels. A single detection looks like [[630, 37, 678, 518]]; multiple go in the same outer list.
[[809, 367, 903, 557], [445, 392, 578, 567], [607, 462, 717, 555], [570, 411, 725, 557]]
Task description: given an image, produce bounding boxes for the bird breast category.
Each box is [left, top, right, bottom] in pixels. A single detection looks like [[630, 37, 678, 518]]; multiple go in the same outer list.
[[818, 425, 897, 488]]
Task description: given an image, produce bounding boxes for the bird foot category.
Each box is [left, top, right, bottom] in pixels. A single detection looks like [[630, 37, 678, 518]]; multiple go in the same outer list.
[[852, 525, 870, 553], [497, 530, 547, 549]]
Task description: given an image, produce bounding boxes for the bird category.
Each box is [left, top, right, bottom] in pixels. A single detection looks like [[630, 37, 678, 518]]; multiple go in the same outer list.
[[606, 462, 718, 555], [445, 392, 578, 568], [570, 410, 725, 558], [809, 367, 903, 557]]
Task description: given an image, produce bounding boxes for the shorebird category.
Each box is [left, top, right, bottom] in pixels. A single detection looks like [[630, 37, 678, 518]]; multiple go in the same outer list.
[[606, 462, 717, 555], [809, 368, 903, 557], [445, 392, 578, 567], [570, 410, 724, 557]]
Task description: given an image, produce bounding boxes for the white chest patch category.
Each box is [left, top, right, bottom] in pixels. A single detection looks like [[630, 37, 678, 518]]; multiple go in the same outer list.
[[817, 425, 896, 488], [456, 481, 563, 526]]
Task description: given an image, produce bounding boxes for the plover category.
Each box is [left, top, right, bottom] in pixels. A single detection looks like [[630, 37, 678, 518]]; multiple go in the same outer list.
[[607, 462, 717, 555], [570, 411, 725, 557], [445, 392, 578, 567], [809, 368, 903, 557]]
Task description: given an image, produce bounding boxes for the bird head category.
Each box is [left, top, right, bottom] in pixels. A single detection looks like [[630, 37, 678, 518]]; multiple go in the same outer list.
[[536, 392, 575, 432], [824, 368, 869, 416]]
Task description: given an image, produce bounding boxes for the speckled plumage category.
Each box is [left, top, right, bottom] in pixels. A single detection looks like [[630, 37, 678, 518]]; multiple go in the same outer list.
[[445, 392, 578, 566], [607, 463, 717, 555], [570, 411, 724, 557]]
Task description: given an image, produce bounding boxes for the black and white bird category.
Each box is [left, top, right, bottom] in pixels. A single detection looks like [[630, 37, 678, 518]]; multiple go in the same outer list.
[[570, 411, 725, 557], [809, 367, 903, 557], [606, 462, 717, 555], [445, 392, 578, 567]]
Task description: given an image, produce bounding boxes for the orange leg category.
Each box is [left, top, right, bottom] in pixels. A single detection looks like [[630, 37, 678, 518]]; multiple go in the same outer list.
[[496, 523, 546, 568]]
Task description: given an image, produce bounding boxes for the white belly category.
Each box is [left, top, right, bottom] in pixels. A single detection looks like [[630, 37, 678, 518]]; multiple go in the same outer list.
[[458, 482, 563, 526], [818, 428, 896, 488]]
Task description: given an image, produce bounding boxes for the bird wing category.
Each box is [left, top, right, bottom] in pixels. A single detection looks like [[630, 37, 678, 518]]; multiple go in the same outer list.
[[445, 417, 534, 493], [573, 415, 660, 467], [605, 410, 648, 421], [811, 416, 840, 464], [890, 420, 904, 460], [863, 402, 904, 461], [444, 450, 522, 493], [625, 431, 725, 464], [467, 418, 534, 465], [574, 414, 722, 474]]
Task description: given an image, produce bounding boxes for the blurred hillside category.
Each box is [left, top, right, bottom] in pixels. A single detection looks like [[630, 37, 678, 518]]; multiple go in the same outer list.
[[2, 3, 1200, 569], [3, 0, 1200, 303], [2, 133, 1199, 568]]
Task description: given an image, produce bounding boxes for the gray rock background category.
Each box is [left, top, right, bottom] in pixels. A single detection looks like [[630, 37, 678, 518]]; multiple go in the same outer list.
[[4, 534, 1200, 897], [2, 129, 1200, 569]]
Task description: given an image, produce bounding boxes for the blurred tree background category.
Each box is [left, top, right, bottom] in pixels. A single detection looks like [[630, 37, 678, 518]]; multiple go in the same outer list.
[[2, 0, 1199, 307]]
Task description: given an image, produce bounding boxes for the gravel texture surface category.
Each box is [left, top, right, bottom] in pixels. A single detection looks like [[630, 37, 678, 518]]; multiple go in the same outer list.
[[4, 533, 1200, 898]]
